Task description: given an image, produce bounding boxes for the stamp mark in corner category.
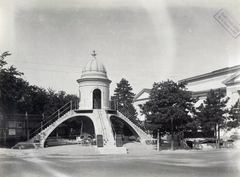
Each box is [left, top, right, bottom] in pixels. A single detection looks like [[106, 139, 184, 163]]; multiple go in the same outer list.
[[214, 9, 240, 39]]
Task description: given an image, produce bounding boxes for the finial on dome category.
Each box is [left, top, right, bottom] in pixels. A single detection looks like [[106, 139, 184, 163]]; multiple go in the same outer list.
[[91, 50, 97, 59]]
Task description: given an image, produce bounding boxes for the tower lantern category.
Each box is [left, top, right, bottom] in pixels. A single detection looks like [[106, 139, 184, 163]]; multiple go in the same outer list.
[[77, 51, 112, 109]]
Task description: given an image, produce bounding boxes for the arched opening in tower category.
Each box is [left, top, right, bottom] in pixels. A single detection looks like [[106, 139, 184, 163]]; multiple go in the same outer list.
[[93, 89, 101, 109], [45, 116, 95, 147], [110, 116, 140, 144]]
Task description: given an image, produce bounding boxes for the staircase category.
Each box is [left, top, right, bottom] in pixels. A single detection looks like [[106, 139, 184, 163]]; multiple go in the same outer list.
[[114, 102, 152, 143], [26, 100, 152, 152], [117, 111, 152, 143], [94, 109, 115, 146], [28, 101, 75, 147], [116, 103, 148, 133]]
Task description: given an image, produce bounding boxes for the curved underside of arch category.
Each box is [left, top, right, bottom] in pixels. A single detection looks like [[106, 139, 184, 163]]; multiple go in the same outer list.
[[110, 115, 142, 140], [47, 116, 95, 140], [33, 112, 97, 147], [109, 112, 152, 142]]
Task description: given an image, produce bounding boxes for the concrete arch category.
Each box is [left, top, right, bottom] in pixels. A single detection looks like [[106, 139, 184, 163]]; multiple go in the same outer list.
[[35, 111, 98, 147], [51, 116, 95, 139], [109, 114, 152, 143], [110, 116, 139, 138]]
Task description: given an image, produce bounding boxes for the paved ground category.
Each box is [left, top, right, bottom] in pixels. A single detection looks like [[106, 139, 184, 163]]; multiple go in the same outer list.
[[0, 143, 240, 177]]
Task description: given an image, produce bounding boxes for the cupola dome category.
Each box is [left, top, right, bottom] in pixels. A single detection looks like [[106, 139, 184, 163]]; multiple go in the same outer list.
[[80, 51, 110, 80]]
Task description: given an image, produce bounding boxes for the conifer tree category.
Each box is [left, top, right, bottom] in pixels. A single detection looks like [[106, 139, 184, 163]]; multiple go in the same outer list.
[[196, 89, 229, 148], [113, 78, 135, 105], [227, 99, 240, 130], [112, 78, 138, 122]]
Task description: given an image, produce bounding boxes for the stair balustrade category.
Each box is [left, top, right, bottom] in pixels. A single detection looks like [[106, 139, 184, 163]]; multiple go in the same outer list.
[[29, 101, 74, 140], [115, 102, 148, 134], [94, 100, 109, 144]]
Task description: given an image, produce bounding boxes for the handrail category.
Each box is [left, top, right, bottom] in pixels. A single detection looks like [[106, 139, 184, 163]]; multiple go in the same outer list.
[[29, 101, 74, 139], [116, 103, 147, 133], [117, 110, 149, 137], [98, 109, 108, 142], [108, 114, 116, 140], [94, 100, 108, 142]]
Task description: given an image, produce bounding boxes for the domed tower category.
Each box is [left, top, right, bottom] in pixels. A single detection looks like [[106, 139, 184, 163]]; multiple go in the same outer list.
[[26, 51, 151, 151], [77, 51, 112, 109]]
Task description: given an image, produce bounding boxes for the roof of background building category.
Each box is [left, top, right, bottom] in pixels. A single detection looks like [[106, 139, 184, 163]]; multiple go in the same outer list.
[[179, 65, 240, 84], [133, 88, 151, 102]]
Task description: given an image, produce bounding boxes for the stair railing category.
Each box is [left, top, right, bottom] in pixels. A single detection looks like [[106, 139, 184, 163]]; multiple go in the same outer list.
[[109, 115, 117, 140], [94, 100, 108, 143], [115, 102, 148, 133], [29, 101, 74, 140]]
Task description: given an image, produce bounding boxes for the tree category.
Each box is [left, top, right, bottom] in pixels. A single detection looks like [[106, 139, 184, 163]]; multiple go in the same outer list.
[[140, 80, 197, 150], [0, 52, 31, 114], [0, 61, 48, 115], [0, 51, 11, 68], [196, 89, 229, 148], [16, 85, 48, 115], [113, 78, 135, 105], [0, 52, 78, 117], [112, 78, 138, 122], [227, 99, 240, 130], [0, 65, 27, 114], [43, 88, 78, 117]]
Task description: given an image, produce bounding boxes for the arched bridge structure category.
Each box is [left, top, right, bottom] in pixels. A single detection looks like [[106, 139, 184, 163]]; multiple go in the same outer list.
[[28, 109, 151, 148]]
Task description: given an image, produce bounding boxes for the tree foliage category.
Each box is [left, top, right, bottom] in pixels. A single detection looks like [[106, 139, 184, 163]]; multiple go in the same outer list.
[[0, 51, 11, 68], [43, 89, 78, 117], [140, 80, 197, 136], [0, 52, 78, 118], [196, 89, 229, 137], [113, 78, 135, 105], [0, 60, 25, 114], [112, 78, 138, 120], [227, 99, 240, 130]]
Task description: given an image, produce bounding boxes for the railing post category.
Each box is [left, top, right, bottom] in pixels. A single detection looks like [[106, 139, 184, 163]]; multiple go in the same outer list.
[[157, 129, 159, 151], [41, 122, 43, 131], [58, 110, 60, 119], [70, 100, 72, 110]]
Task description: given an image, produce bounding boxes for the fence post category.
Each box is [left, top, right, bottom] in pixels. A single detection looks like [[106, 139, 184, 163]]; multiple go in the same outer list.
[[58, 110, 60, 119], [70, 100, 72, 110], [26, 112, 29, 141]]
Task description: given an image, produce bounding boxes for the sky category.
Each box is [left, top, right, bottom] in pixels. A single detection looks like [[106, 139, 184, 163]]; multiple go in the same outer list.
[[1, 0, 240, 96]]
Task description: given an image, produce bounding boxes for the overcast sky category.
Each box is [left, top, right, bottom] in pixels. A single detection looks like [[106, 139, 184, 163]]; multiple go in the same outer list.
[[1, 0, 240, 96]]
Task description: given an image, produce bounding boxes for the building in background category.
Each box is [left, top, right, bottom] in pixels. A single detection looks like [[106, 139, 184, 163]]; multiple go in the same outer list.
[[178, 65, 240, 108], [133, 88, 151, 122], [133, 65, 240, 138], [134, 65, 240, 120]]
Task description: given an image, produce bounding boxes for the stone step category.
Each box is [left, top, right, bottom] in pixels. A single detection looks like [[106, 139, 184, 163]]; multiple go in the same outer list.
[[98, 147, 128, 154]]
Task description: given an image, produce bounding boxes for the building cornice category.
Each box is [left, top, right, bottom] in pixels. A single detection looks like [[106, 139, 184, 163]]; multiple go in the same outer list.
[[179, 65, 240, 84], [77, 77, 112, 84], [133, 88, 151, 101], [134, 97, 149, 103], [192, 87, 226, 98]]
